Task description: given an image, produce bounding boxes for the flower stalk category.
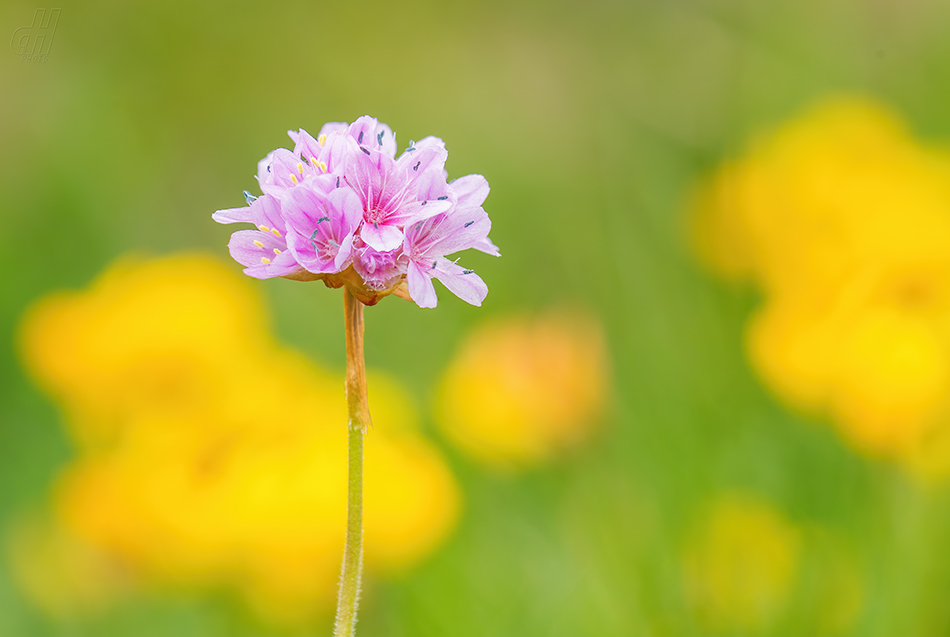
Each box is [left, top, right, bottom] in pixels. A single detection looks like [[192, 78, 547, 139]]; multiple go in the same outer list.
[[334, 288, 371, 637]]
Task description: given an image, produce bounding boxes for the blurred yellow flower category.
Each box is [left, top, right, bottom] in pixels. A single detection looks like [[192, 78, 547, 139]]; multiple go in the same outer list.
[[434, 310, 608, 468], [15, 252, 459, 626], [19, 252, 278, 448], [689, 96, 950, 479], [682, 494, 863, 634], [684, 495, 800, 631]]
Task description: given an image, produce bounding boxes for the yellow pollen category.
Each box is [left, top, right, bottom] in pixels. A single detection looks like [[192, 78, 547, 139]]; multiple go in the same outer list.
[[272, 228, 282, 238], [297, 162, 304, 174], [318, 133, 327, 146], [253, 240, 264, 248], [290, 174, 298, 184], [261, 257, 271, 265], [317, 160, 328, 173], [259, 225, 270, 232], [273, 248, 282, 255]]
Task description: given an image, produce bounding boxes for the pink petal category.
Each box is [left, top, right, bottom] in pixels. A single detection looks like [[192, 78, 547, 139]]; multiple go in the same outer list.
[[319, 122, 348, 137], [228, 230, 299, 279], [429, 207, 492, 255], [473, 235, 501, 257], [414, 136, 446, 151], [333, 231, 356, 272], [407, 260, 438, 308], [432, 259, 488, 306], [212, 205, 254, 225], [360, 222, 404, 252], [284, 185, 327, 228], [344, 139, 395, 210], [347, 116, 397, 158], [259, 148, 308, 196], [450, 174, 490, 209], [413, 167, 455, 203], [394, 198, 452, 226], [327, 186, 364, 234], [289, 128, 322, 160], [398, 141, 447, 180], [214, 194, 284, 233]]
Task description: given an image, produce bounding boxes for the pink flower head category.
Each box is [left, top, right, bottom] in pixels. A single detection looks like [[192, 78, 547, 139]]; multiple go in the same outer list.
[[213, 117, 499, 307], [283, 175, 363, 274]]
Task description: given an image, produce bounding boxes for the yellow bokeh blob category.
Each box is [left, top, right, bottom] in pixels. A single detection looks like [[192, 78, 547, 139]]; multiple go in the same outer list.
[[683, 495, 863, 634], [434, 310, 609, 468], [15, 252, 459, 626], [19, 253, 277, 447], [684, 495, 801, 632], [689, 95, 950, 479]]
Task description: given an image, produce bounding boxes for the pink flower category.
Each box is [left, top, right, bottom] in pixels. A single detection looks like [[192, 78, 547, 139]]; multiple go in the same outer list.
[[402, 175, 498, 308], [353, 241, 404, 292], [342, 120, 452, 251], [213, 117, 499, 307], [212, 193, 305, 280], [283, 176, 363, 274]]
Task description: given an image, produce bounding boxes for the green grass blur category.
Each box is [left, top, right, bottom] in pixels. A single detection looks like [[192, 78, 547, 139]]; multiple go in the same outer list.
[[5, 0, 950, 635]]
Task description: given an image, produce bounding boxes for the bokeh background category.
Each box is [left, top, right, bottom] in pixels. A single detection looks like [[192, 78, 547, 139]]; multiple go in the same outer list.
[[5, 0, 950, 635]]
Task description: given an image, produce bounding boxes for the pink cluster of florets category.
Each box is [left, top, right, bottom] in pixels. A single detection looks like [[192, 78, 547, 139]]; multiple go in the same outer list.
[[213, 116, 499, 307]]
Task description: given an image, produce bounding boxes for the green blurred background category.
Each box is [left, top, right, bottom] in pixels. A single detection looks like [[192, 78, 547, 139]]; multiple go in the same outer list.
[[5, 0, 950, 635]]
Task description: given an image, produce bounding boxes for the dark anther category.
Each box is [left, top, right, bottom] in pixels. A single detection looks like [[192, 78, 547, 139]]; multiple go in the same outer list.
[[316, 216, 330, 224], [336, 176, 341, 188], [421, 200, 427, 206], [462, 269, 474, 275], [243, 190, 257, 204], [464, 220, 475, 228], [437, 196, 448, 200], [358, 131, 364, 143], [377, 131, 384, 146], [360, 146, 371, 156], [413, 161, 421, 171]]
